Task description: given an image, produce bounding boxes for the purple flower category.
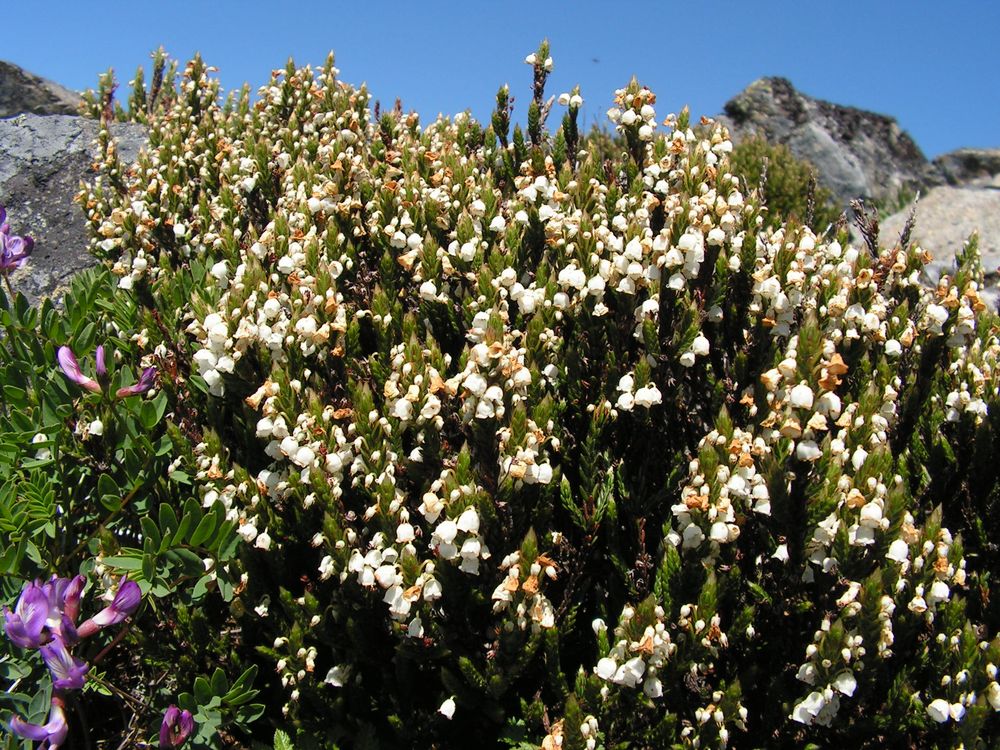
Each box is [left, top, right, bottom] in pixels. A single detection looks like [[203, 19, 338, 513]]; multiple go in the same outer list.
[[58, 345, 156, 399], [0, 234, 33, 271], [40, 636, 89, 691], [95, 344, 108, 379], [0, 206, 34, 273], [159, 705, 195, 748], [9, 697, 69, 748], [78, 579, 141, 638], [3, 576, 83, 650], [59, 575, 85, 625], [57, 347, 101, 393], [3, 580, 49, 649], [115, 365, 157, 399]]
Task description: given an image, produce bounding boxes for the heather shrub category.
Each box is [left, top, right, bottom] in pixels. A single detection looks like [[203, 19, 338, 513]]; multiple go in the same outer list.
[[2, 43, 1000, 749]]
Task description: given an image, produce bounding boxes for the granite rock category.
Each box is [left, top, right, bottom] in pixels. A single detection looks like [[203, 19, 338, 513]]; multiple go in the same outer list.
[[880, 174, 1000, 304], [720, 77, 941, 208], [932, 148, 1000, 187], [0, 114, 146, 304], [0, 60, 82, 118]]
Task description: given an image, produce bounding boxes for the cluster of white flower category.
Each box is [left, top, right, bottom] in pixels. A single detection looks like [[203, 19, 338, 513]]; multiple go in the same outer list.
[[607, 85, 659, 142], [538, 713, 601, 750], [681, 695, 748, 748], [450, 325, 535, 422], [595, 600, 729, 710], [172, 440, 268, 594], [344, 537, 442, 625], [523, 52, 553, 71], [791, 616, 861, 726], [614, 371, 662, 411], [669, 426, 771, 555], [884, 519, 967, 623], [273, 637, 318, 690], [497, 413, 556, 486], [921, 653, 1000, 724], [594, 608, 670, 697], [934, 280, 997, 422], [922, 658, 1000, 724], [490, 549, 557, 631], [594, 598, 745, 744]]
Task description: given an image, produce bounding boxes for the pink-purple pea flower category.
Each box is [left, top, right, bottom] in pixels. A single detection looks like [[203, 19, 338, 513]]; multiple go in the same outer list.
[[9, 697, 68, 749], [77, 579, 141, 637], [116, 365, 157, 399], [159, 705, 195, 748], [0, 204, 34, 273], [57, 346, 103, 393], [5, 576, 140, 692], [40, 636, 89, 691], [58, 345, 157, 398], [3, 575, 84, 649], [5, 576, 141, 745]]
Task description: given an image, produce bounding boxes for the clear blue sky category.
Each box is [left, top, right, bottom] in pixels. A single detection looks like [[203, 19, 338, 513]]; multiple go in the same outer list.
[[5, 1, 998, 158]]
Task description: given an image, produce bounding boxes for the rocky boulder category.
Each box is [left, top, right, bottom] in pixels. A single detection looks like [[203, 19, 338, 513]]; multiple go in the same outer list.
[[0, 114, 146, 305], [720, 77, 941, 208], [880, 174, 1000, 304], [932, 148, 1000, 187], [0, 60, 81, 119]]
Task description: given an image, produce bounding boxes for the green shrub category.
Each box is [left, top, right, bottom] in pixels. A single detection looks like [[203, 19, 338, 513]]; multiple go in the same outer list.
[[729, 135, 842, 233], [3, 44, 1000, 749]]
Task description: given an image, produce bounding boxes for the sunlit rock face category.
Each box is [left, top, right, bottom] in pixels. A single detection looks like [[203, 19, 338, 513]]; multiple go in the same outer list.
[[720, 76, 940, 208], [0, 59, 81, 118], [0, 114, 146, 304]]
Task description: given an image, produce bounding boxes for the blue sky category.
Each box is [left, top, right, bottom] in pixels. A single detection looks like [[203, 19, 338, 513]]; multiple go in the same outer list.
[[5, 1, 998, 158]]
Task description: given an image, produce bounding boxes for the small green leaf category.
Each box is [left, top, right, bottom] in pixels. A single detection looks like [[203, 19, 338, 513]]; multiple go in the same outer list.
[[97, 474, 121, 510], [177, 692, 197, 713], [139, 391, 169, 429], [229, 665, 258, 694], [141, 552, 156, 582], [210, 666, 229, 696], [191, 574, 213, 601], [274, 729, 294, 750], [194, 676, 212, 705], [238, 703, 265, 724], [748, 582, 772, 604], [102, 555, 144, 571], [141, 516, 161, 551], [158, 504, 179, 537], [172, 503, 200, 545], [189, 512, 218, 547], [164, 548, 205, 577], [155, 434, 174, 456], [169, 470, 191, 484]]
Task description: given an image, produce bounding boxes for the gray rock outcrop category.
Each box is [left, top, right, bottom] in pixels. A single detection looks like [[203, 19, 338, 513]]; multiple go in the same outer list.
[[0, 114, 146, 304], [0, 60, 82, 118], [881, 175, 1000, 302], [720, 77, 941, 208], [932, 148, 1000, 187]]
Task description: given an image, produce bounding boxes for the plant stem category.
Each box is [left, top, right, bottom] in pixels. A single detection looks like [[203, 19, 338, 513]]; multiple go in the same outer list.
[[63, 456, 152, 563], [92, 621, 133, 665]]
